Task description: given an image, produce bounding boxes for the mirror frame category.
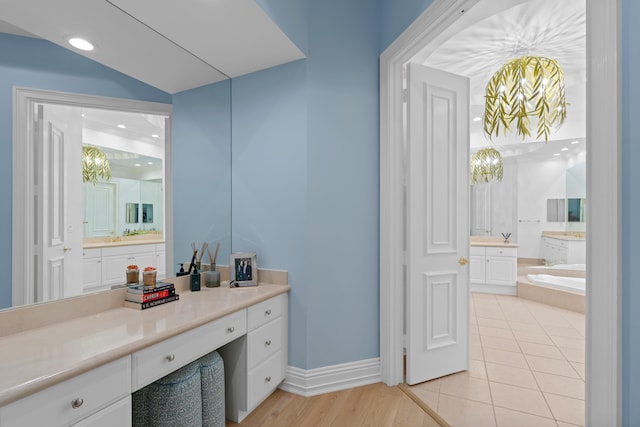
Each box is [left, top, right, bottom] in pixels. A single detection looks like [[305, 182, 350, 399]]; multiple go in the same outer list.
[[12, 87, 173, 307]]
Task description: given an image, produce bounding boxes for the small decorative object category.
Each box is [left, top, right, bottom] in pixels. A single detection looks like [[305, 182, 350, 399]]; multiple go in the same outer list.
[[190, 269, 201, 292], [82, 145, 112, 184], [205, 270, 220, 288], [470, 147, 504, 184], [229, 252, 257, 287], [143, 266, 157, 287], [501, 232, 512, 243], [483, 56, 567, 141], [126, 265, 139, 284]]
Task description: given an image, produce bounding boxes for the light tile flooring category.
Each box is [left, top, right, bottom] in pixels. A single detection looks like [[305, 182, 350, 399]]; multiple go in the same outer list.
[[409, 293, 585, 427]]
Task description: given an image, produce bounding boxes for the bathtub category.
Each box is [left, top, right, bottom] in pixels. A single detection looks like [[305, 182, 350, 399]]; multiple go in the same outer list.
[[526, 274, 585, 295], [529, 263, 585, 271]]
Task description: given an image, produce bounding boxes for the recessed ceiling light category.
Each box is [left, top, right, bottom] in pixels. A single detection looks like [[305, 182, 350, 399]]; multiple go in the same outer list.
[[135, 163, 141, 167], [472, 117, 481, 122], [68, 37, 94, 51], [81, 113, 85, 118], [561, 147, 569, 151], [147, 162, 153, 165], [571, 140, 580, 144], [151, 134, 159, 138], [117, 124, 126, 129], [553, 153, 561, 156]]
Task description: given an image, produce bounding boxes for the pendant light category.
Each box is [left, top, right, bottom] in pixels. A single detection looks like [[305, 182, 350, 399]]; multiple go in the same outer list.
[[483, 56, 567, 141], [470, 147, 503, 185], [82, 145, 112, 184]]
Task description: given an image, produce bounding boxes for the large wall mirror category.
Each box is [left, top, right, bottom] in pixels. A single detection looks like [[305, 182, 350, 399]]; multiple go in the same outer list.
[[4, 33, 232, 310]]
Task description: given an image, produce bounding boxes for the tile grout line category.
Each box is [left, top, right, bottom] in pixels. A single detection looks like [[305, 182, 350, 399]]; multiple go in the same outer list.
[[472, 293, 499, 427]]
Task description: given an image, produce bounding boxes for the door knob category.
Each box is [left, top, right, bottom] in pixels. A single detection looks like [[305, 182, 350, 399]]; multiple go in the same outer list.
[[63, 247, 71, 252], [459, 257, 469, 266]]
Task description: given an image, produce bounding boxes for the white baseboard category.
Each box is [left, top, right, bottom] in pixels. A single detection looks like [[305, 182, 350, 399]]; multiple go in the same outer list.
[[279, 358, 381, 397]]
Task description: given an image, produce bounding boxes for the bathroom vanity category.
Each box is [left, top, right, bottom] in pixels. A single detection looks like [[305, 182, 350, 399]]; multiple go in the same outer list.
[[0, 274, 289, 426], [470, 237, 519, 295], [540, 232, 586, 265]]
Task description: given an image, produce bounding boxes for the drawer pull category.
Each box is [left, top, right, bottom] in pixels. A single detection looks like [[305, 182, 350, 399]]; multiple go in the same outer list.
[[71, 397, 84, 409], [265, 339, 272, 346], [265, 309, 272, 316], [265, 376, 272, 383], [227, 326, 235, 333], [166, 354, 176, 362]]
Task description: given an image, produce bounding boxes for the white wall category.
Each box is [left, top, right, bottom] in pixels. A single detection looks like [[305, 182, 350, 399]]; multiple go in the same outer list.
[[517, 158, 568, 258]]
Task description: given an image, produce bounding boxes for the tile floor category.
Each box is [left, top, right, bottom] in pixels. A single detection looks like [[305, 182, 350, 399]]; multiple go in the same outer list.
[[409, 292, 585, 427]]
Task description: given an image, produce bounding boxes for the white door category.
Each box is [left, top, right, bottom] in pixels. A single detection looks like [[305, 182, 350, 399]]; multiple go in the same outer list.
[[84, 182, 116, 237], [406, 63, 470, 385], [35, 104, 84, 302], [471, 183, 491, 235]]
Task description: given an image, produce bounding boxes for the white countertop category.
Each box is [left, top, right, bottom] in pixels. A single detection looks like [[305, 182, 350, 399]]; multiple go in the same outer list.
[[470, 236, 519, 248], [0, 283, 289, 406]]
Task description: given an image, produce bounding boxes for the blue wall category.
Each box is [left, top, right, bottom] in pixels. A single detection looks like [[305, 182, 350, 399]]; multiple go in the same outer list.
[[233, 0, 381, 369], [0, 33, 170, 309], [172, 81, 232, 270], [622, 0, 639, 425], [231, 60, 308, 367]]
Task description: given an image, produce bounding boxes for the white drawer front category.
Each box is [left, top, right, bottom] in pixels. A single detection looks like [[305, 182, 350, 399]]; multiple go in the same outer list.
[[72, 395, 132, 427], [247, 351, 283, 411], [248, 294, 283, 331], [82, 248, 102, 258], [247, 317, 282, 370], [0, 357, 130, 427], [469, 246, 485, 256], [485, 247, 517, 257], [132, 309, 247, 391]]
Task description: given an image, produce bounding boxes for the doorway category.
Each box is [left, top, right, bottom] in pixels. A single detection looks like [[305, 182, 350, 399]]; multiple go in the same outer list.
[[380, 0, 621, 425]]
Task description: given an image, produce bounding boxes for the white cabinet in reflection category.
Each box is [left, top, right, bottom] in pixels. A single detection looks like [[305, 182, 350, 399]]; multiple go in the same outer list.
[[82, 243, 165, 291]]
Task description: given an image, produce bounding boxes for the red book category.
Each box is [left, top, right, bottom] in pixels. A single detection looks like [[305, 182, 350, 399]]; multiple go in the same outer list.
[[125, 288, 174, 303]]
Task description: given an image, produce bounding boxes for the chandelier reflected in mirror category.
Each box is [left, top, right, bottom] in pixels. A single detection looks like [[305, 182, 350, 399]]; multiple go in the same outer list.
[[82, 145, 112, 184]]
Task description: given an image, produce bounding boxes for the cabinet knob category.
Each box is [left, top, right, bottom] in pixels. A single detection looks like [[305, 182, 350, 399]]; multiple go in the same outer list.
[[71, 397, 84, 409], [227, 326, 235, 333], [265, 309, 272, 316], [265, 340, 272, 346], [166, 354, 176, 362], [265, 376, 272, 383]]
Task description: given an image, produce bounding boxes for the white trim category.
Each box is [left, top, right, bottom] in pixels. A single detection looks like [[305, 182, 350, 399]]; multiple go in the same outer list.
[[280, 358, 381, 397], [12, 87, 174, 307], [585, 1, 621, 425], [379, 1, 621, 426]]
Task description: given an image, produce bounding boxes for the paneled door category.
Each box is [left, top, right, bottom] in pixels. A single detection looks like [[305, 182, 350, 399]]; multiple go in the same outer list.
[[34, 104, 84, 302], [405, 63, 470, 385]]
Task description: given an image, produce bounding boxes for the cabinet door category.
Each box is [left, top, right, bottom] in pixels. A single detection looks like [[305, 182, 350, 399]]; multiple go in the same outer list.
[[469, 254, 486, 284], [156, 251, 166, 278], [82, 257, 102, 291], [101, 254, 132, 285], [133, 252, 155, 270], [485, 256, 517, 286]]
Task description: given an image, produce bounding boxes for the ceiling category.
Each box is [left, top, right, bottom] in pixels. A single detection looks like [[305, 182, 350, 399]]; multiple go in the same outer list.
[[0, 0, 305, 94], [414, 0, 586, 160]]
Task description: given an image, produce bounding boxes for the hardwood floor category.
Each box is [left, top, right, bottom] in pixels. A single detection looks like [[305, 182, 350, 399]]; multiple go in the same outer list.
[[226, 383, 443, 426]]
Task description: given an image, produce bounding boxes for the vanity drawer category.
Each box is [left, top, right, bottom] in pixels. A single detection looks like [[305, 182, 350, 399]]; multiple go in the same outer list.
[[0, 357, 130, 427], [247, 317, 282, 370], [132, 309, 246, 391], [247, 351, 283, 411], [469, 246, 485, 256], [485, 247, 517, 257], [248, 294, 283, 331]]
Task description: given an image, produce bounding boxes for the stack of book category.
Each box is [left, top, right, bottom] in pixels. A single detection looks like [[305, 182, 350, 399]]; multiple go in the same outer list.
[[124, 281, 179, 310]]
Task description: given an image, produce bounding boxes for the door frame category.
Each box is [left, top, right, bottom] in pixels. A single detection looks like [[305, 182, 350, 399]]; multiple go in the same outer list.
[[12, 87, 174, 306], [380, 1, 621, 425]]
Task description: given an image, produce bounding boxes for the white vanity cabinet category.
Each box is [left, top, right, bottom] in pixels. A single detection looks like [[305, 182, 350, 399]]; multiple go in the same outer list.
[[470, 246, 517, 295], [102, 245, 156, 286], [82, 243, 166, 291], [220, 293, 288, 423], [0, 357, 131, 427], [82, 248, 103, 292], [541, 236, 586, 265]]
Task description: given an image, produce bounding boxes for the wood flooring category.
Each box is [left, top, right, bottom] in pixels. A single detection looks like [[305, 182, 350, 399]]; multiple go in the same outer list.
[[226, 383, 443, 427]]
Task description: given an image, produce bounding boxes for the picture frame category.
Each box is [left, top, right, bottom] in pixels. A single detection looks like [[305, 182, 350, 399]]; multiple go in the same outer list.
[[229, 252, 257, 287]]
